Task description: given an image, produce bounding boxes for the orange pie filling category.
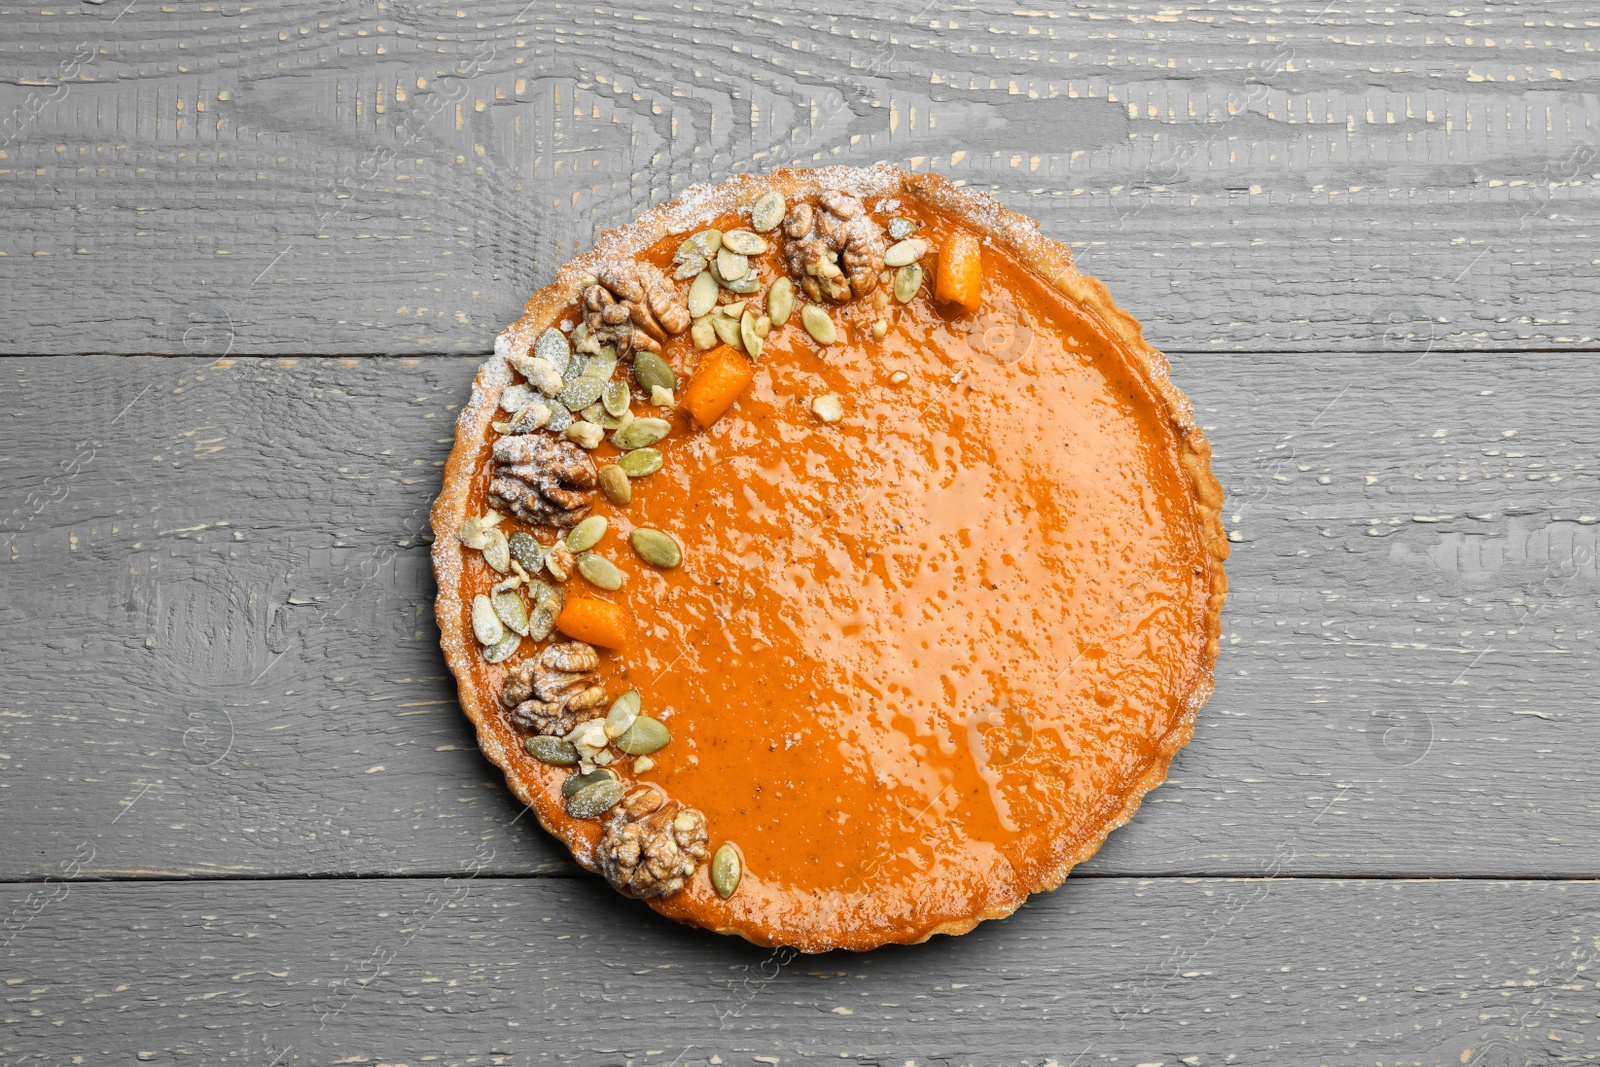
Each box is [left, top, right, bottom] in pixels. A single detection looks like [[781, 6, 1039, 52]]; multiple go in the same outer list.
[[440, 177, 1224, 951]]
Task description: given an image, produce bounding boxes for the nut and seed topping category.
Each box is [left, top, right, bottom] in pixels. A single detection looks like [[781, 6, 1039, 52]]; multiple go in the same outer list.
[[566, 777, 626, 818], [565, 420, 604, 450], [602, 380, 631, 418], [525, 735, 580, 765], [577, 551, 626, 591], [598, 800, 710, 898], [710, 312, 744, 351], [545, 542, 575, 581], [597, 464, 632, 505], [490, 434, 597, 529], [616, 714, 671, 755], [492, 588, 531, 635], [633, 351, 677, 395], [613, 417, 672, 450], [508, 531, 545, 573], [690, 317, 718, 350], [687, 271, 719, 319], [605, 691, 642, 738], [481, 528, 511, 573], [767, 277, 795, 326], [472, 594, 506, 646], [811, 394, 844, 423], [562, 766, 618, 798], [722, 229, 769, 256], [893, 263, 923, 303], [566, 515, 608, 553], [800, 304, 837, 345], [751, 192, 787, 233], [457, 511, 502, 551], [887, 216, 918, 241], [715, 248, 750, 283], [889, 370, 910, 385], [630, 528, 682, 569], [483, 632, 521, 663], [883, 238, 928, 267], [740, 310, 764, 361], [711, 844, 742, 898], [618, 448, 663, 478]]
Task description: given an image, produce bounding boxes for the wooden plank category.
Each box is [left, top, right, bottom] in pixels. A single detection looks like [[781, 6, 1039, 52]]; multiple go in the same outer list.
[[2, 876, 1597, 1065], [2, 1, 1598, 355], [1, 351, 1596, 881]]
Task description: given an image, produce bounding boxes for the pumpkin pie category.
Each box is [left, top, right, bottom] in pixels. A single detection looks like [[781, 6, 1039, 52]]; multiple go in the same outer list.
[[431, 165, 1227, 952]]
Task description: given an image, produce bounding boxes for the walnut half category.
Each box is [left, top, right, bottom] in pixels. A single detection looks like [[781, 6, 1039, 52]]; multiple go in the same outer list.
[[783, 191, 885, 304], [598, 799, 711, 899], [488, 434, 597, 529], [500, 641, 606, 735], [580, 262, 691, 358]]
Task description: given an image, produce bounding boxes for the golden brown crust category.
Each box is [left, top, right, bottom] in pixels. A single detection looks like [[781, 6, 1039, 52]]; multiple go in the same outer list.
[[431, 164, 1228, 952]]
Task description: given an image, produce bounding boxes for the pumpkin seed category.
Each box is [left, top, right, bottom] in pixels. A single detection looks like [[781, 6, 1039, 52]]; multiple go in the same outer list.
[[602, 380, 631, 418], [634, 351, 677, 394], [492, 588, 531, 635], [558, 376, 604, 413], [481, 528, 511, 573], [583, 351, 619, 382], [508, 531, 545, 572], [483, 631, 521, 663], [500, 382, 537, 414], [691, 317, 718, 350], [887, 216, 918, 241], [722, 229, 769, 256], [883, 238, 927, 267], [598, 464, 632, 505], [562, 766, 617, 798], [711, 312, 744, 351], [740, 310, 764, 362], [766, 276, 795, 326], [672, 254, 706, 281], [616, 715, 671, 755], [678, 229, 722, 260], [566, 515, 608, 553], [751, 191, 787, 233], [471, 594, 505, 645], [525, 736, 580, 766], [545, 542, 575, 582], [711, 844, 742, 898], [535, 328, 571, 372], [800, 304, 837, 345], [811, 394, 844, 423], [526, 604, 557, 642], [715, 248, 749, 282], [545, 404, 574, 433], [605, 691, 642, 738], [618, 448, 663, 478], [613, 416, 671, 449], [566, 777, 626, 818], [721, 272, 760, 294], [893, 263, 923, 303], [577, 551, 625, 591], [687, 270, 719, 318], [630, 527, 682, 569]]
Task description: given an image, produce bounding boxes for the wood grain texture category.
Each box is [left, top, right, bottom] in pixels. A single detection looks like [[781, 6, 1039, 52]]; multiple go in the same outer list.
[[3, 877, 1599, 1065], [2, 1, 1598, 355], [2, 352, 1596, 881]]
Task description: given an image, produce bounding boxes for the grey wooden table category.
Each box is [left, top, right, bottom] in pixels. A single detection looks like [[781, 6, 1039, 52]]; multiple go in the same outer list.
[[2, 1, 1598, 1064]]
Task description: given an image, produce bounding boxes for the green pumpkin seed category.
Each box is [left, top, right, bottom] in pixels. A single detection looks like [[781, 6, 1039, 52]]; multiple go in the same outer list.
[[545, 404, 574, 433], [500, 383, 537, 415], [605, 691, 641, 738], [535, 328, 571, 371], [722, 229, 769, 256], [616, 715, 671, 756], [672, 254, 706, 281], [613, 417, 671, 449], [740, 310, 764, 362], [721, 272, 760, 294], [562, 766, 617, 797], [483, 631, 521, 663], [893, 264, 923, 303], [480, 528, 511, 573], [711, 844, 742, 898], [566, 515, 608, 553], [525, 736, 580, 765], [715, 248, 749, 282], [566, 778, 626, 819], [602, 380, 631, 418], [630, 528, 682, 569], [577, 551, 625, 591], [883, 238, 927, 267], [687, 270, 719, 318], [711, 312, 744, 351], [678, 229, 722, 260], [492, 589, 530, 635], [633, 351, 677, 394], [526, 604, 557, 642], [618, 449, 663, 478], [598, 464, 632, 505], [887, 216, 918, 241], [766, 277, 794, 326], [471, 594, 505, 646], [800, 304, 837, 345], [558, 376, 604, 413], [691, 317, 718, 351], [751, 192, 786, 233]]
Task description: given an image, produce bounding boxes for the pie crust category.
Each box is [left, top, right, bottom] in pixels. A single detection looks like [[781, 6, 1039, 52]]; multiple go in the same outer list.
[[432, 165, 1227, 952]]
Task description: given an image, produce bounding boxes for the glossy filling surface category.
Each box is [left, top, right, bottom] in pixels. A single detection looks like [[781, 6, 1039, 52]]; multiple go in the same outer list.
[[459, 214, 1212, 945]]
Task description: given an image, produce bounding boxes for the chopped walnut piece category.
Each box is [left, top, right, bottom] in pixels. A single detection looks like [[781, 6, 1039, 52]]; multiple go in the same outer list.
[[581, 262, 691, 358], [501, 641, 606, 735], [489, 434, 598, 529], [598, 799, 711, 899], [783, 192, 885, 304]]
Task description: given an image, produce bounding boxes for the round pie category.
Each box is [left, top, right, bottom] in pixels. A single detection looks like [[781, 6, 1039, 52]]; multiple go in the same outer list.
[[431, 165, 1227, 952]]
